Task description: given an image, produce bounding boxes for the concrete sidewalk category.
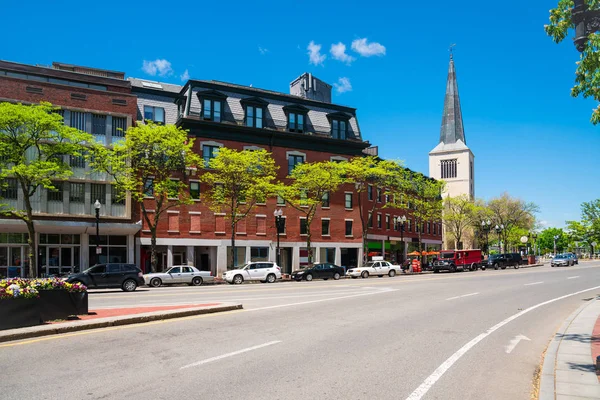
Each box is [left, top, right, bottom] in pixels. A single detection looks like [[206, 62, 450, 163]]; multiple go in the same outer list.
[[540, 297, 600, 399], [0, 302, 242, 344]]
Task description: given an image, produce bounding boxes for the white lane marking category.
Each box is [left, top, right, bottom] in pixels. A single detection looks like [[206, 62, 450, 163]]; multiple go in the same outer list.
[[567, 276, 580, 280], [446, 292, 479, 301], [180, 341, 281, 370], [405, 284, 600, 400], [504, 334, 531, 354], [524, 281, 544, 286]]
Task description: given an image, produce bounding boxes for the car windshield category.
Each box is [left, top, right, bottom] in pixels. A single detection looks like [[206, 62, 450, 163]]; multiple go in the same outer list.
[[490, 255, 501, 259], [440, 253, 455, 259], [555, 255, 567, 259], [363, 262, 376, 268], [234, 264, 250, 270]]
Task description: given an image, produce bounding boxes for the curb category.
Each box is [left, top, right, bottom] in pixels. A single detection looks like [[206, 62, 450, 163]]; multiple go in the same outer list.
[[539, 299, 597, 400], [0, 302, 243, 344]]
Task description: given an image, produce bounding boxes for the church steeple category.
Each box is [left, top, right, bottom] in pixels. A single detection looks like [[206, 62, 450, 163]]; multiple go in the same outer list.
[[439, 54, 465, 145]]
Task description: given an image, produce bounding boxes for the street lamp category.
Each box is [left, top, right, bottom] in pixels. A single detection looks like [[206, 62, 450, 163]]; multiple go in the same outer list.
[[394, 216, 407, 262], [571, 0, 600, 52], [529, 232, 538, 257], [94, 199, 101, 260], [553, 235, 560, 256], [495, 224, 504, 254], [274, 209, 285, 267], [481, 220, 491, 255]]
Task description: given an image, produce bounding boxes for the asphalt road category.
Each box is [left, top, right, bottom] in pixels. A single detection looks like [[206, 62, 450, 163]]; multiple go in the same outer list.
[[2, 262, 600, 400]]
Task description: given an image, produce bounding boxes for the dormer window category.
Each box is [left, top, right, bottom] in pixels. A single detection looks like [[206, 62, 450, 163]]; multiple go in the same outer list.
[[327, 112, 350, 140], [283, 104, 309, 134], [197, 90, 227, 123], [241, 97, 268, 129]]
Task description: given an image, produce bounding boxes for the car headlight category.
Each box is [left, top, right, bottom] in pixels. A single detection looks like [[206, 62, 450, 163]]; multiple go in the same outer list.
[[297, 271, 304, 274]]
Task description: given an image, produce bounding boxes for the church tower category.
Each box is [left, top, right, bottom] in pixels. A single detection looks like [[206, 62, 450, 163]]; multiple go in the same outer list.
[[429, 54, 475, 250], [429, 54, 474, 200]]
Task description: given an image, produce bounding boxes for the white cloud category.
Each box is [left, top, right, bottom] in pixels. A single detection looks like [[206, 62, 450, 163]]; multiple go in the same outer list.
[[351, 38, 386, 57], [330, 42, 355, 65], [333, 77, 352, 94], [142, 59, 173, 76], [258, 46, 269, 55], [307, 41, 326, 66], [539, 220, 550, 227], [180, 69, 190, 81]]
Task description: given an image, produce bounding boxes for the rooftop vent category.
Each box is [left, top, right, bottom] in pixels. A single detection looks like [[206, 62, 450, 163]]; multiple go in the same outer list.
[[290, 73, 332, 103]]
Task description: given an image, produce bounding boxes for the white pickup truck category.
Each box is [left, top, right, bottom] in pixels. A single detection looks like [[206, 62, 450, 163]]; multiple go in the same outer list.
[[346, 261, 402, 279]]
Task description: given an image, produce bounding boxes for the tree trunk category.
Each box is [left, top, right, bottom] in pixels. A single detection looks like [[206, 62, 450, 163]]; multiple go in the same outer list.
[[150, 228, 157, 273], [418, 221, 423, 264], [25, 220, 36, 278], [231, 221, 236, 269], [306, 231, 313, 264], [357, 188, 367, 265]]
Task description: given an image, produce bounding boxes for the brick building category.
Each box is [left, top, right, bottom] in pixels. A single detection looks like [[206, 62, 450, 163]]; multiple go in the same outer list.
[[131, 73, 369, 275], [0, 60, 140, 277]]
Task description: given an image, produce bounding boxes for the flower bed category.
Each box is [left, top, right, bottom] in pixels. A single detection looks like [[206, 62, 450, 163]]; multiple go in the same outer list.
[[0, 278, 88, 330]]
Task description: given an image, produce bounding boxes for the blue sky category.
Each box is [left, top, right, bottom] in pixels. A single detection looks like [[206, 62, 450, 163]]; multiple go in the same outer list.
[[3, 0, 599, 229]]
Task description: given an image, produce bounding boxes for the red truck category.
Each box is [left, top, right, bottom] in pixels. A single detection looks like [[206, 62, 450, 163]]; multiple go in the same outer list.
[[433, 249, 483, 273]]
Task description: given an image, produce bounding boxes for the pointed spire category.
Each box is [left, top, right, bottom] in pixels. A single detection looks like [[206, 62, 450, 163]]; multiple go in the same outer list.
[[439, 53, 465, 145]]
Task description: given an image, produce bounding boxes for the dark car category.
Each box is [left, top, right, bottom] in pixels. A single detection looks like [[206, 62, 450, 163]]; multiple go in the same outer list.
[[484, 253, 523, 270], [66, 263, 145, 292], [291, 263, 345, 281]]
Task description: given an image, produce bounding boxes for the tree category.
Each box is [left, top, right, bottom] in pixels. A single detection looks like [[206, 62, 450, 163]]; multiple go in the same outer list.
[[342, 156, 406, 264], [200, 148, 278, 269], [406, 175, 444, 260], [486, 193, 538, 253], [545, 1, 600, 124], [279, 161, 345, 264], [89, 122, 200, 273], [537, 228, 568, 254], [442, 194, 478, 250], [0, 102, 93, 277], [581, 199, 600, 239]]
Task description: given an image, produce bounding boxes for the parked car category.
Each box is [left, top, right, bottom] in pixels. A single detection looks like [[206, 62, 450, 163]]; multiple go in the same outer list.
[[484, 253, 524, 270], [433, 249, 482, 273], [291, 263, 344, 281], [551, 254, 574, 267], [223, 262, 282, 284], [66, 263, 145, 292], [144, 266, 214, 287], [346, 261, 401, 279]]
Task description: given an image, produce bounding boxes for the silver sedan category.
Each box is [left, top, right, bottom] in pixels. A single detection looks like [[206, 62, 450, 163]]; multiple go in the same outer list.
[[144, 266, 215, 287]]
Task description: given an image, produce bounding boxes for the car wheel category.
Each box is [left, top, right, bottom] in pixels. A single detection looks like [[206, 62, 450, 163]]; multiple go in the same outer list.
[[122, 279, 137, 292], [388, 269, 396, 277], [266, 274, 276, 283], [191, 277, 203, 286], [333, 272, 341, 280], [361, 271, 369, 279], [514, 264, 519, 269], [150, 277, 162, 287], [501, 266, 506, 270], [305, 274, 313, 281], [481, 266, 486, 270], [471, 263, 477, 271], [451, 265, 457, 273], [494, 263, 499, 270], [233, 275, 244, 285]]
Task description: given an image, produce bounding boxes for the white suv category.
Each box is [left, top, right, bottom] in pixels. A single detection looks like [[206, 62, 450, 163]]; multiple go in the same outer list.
[[223, 262, 282, 284]]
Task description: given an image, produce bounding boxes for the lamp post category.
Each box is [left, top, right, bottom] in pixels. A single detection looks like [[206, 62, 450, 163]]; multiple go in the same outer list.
[[571, 0, 600, 52], [529, 232, 538, 257], [553, 235, 560, 256], [274, 209, 284, 267], [94, 199, 101, 261], [481, 220, 491, 255], [394, 216, 407, 262], [495, 224, 504, 254]]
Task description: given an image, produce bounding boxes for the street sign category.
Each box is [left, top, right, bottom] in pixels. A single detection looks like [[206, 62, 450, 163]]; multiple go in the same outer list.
[[96, 247, 102, 254]]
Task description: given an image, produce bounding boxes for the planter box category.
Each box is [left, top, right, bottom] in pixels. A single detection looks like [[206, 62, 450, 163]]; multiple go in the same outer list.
[[70, 291, 88, 315], [0, 298, 41, 331], [38, 290, 77, 321]]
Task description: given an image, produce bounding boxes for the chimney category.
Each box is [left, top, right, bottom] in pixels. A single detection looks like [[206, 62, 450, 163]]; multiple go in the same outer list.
[[290, 73, 332, 103]]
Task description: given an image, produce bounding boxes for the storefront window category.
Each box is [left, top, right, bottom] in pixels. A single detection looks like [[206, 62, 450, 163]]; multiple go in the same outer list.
[[0, 235, 28, 278], [320, 248, 336, 263], [88, 235, 128, 266], [250, 247, 269, 261], [227, 247, 247, 268]]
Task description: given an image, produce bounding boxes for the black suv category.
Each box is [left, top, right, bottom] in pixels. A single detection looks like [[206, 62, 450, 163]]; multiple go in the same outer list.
[[484, 253, 524, 270], [291, 263, 345, 281], [66, 263, 145, 292]]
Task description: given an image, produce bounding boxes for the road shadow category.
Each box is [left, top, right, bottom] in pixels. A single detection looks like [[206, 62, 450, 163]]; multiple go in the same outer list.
[[566, 362, 597, 372], [555, 333, 600, 344]]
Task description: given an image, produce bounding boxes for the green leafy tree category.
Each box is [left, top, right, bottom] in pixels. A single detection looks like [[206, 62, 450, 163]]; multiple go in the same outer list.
[[0, 102, 94, 277], [200, 148, 278, 269], [90, 122, 200, 273], [442, 194, 478, 250], [537, 227, 568, 254], [545, 0, 600, 124], [342, 156, 406, 264], [279, 161, 345, 264], [407, 175, 444, 261], [486, 193, 538, 253]]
